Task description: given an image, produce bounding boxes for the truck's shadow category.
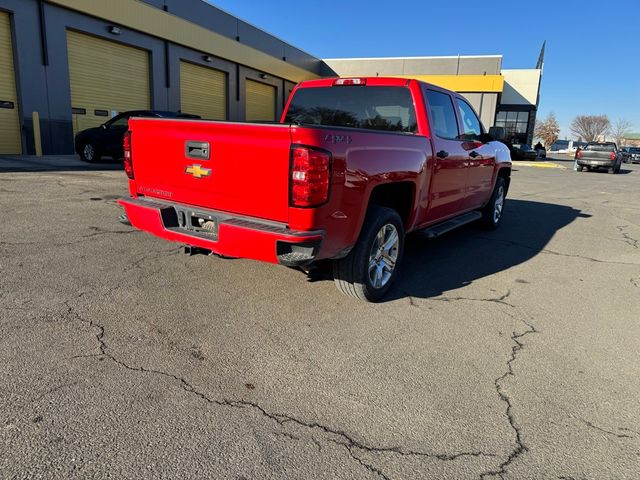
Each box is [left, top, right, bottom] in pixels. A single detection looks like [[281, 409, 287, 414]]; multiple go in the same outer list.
[[312, 199, 589, 302]]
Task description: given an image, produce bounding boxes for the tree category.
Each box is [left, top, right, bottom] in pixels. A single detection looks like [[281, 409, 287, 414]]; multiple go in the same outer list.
[[611, 118, 633, 147], [570, 115, 610, 142], [534, 112, 560, 148]]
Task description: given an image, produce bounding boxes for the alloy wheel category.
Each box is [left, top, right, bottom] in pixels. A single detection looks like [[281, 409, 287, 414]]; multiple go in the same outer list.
[[368, 224, 400, 289]]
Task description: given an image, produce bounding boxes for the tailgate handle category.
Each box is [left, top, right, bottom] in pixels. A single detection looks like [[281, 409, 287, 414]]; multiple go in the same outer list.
[[185, 141, 210, 160]]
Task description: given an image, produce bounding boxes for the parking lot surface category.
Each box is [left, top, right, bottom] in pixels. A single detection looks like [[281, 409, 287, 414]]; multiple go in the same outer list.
[[1, 155, 639, 479]]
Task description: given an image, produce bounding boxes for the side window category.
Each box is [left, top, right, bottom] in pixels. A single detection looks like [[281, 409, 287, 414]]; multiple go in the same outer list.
[[456, 99, 482, 140], [425, 90, 459, 140], [108, 114, 129, 129]]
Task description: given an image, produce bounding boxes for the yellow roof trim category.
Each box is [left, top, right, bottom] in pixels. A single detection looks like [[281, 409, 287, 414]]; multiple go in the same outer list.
[[389, 74, 504, 93], [46, 0, 319, 83]]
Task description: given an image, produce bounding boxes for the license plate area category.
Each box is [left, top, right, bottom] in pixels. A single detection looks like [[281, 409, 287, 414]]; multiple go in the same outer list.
[[166, 206, 219, 240]]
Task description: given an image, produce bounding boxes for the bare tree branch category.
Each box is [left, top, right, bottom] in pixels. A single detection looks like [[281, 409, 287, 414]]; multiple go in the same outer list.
[[611, 118, 633, 147], [570, 115, 610, 142]]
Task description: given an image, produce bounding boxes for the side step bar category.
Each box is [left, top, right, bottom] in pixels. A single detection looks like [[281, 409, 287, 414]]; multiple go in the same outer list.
[[419, 211, 482, 239]]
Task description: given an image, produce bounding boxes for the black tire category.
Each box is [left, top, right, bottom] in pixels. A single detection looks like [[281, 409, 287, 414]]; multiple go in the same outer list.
[[576, 165, 584, 172], [79, 142, 100, 163], [333, 206, 404, 302], [480, 176, 507, 230]]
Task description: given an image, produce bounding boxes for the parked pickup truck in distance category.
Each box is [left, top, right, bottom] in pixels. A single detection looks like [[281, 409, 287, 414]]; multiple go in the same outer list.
[[575, 142, 622, 173], [118, 77, 512, 301]]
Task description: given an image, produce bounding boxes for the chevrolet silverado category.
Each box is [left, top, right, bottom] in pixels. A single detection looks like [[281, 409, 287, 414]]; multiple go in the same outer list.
[[118, 77, 512, 301]]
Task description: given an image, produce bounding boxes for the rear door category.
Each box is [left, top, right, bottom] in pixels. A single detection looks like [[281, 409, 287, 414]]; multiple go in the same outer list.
[[455, 97, 495, 210], [421, 88, 468, 223]]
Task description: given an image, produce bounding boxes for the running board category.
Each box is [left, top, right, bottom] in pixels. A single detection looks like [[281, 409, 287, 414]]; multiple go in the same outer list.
[[419, 211, 482, 239]]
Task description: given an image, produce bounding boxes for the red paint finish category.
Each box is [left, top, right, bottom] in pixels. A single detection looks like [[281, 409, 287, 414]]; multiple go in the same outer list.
[[121, 77, 511, 266], [119, 198, 322, 264]]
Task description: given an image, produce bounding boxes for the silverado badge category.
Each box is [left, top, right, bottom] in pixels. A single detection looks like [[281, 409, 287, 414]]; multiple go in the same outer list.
[[185, 164, 211, 179]]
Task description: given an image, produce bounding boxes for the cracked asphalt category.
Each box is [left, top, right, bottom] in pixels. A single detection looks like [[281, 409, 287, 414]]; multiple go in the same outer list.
[[1, 155, 639, 479]]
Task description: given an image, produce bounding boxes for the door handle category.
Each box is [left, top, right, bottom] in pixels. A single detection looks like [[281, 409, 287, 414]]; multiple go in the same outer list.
[[469, 151, 480, 158], [436, 150, 449, 159]]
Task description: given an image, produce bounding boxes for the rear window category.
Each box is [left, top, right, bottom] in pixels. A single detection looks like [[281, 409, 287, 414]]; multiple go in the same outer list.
[[284, 86, 417, 133], [584, 143, 615, 152], [629, 148, 640, 154]]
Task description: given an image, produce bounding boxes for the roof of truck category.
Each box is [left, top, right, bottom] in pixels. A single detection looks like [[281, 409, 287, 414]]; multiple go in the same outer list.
[[297, 77, 412, 88]]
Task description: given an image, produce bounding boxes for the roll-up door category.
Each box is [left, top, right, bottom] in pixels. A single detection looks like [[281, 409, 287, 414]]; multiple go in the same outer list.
[[180, 61, 227, 120], [246, 79, 276, 122], [67, 30, 150, 136], [0, 12, 21, 154]]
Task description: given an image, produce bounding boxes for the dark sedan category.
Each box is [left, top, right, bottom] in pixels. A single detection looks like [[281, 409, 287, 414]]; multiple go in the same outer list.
[[509, 143, 538, 161], [75, 110, 200, 162]]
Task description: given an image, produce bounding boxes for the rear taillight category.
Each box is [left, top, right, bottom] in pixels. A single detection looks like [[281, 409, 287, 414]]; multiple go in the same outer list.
[[576, 150, 582, 159], [610, 151, 616, 161], [290, 146, 331, 207], [123, 130, 134, 179]]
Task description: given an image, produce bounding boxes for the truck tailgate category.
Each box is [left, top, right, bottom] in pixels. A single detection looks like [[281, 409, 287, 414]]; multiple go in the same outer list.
[[581, 151, 612, 161], [128, 118, 292, 223]]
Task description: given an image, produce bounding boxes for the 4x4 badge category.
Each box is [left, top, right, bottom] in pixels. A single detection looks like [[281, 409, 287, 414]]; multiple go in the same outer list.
[[185, 164, 211, 179]]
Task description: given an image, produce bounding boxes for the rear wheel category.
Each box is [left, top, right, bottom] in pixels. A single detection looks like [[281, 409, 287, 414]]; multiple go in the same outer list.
[[80, 142, 99, 163], [480, 177, 507, 230], [333, 206, 404, 302]]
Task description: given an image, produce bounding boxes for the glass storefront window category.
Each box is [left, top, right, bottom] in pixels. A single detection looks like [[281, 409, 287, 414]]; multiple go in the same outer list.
[[495, 110, 532, 143]]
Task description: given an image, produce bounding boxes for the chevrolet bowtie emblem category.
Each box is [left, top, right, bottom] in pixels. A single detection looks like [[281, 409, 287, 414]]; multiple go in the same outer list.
[[185, 164, 211, 179]]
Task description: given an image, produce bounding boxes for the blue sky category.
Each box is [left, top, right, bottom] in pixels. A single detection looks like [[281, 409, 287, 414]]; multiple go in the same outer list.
[[208, 0, 640, 138]]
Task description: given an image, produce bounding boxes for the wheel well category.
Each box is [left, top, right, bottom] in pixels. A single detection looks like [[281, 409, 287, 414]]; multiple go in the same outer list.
[[498, 167, 511, 194], [368, 182, 414, 227]]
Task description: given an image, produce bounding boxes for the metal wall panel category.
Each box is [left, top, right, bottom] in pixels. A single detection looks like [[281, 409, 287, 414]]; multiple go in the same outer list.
[[48, 0, 319, 83], [179, 61, 226, 120], [246, 79, 275, 121], [0, 11, 21, 154], [66, 30, 150, 135]]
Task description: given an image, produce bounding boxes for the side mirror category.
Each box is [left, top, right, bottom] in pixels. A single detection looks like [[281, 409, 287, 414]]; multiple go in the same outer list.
[[488, 126, 505, 141], [479, 132, 493, 143]]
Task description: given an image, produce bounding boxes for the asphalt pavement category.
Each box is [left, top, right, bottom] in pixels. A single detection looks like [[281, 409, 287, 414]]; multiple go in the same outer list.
[[1, 155, 639, 479]]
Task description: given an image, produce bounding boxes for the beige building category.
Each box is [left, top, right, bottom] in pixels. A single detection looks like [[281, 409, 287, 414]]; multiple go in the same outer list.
[[324, 54, 544, 145]]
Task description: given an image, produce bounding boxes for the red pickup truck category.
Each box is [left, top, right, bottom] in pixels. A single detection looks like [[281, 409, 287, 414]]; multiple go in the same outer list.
[[118, 77, 511, 301]]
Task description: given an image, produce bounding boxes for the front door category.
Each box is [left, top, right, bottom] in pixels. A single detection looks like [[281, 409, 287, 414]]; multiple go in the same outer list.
[[456, 97, 495, 210]]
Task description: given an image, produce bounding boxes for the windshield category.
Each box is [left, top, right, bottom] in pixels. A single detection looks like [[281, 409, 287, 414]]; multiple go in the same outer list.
[[629, 148, 640, 154], [285, 86, 418, 133], [584, 143, 615, 152]]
